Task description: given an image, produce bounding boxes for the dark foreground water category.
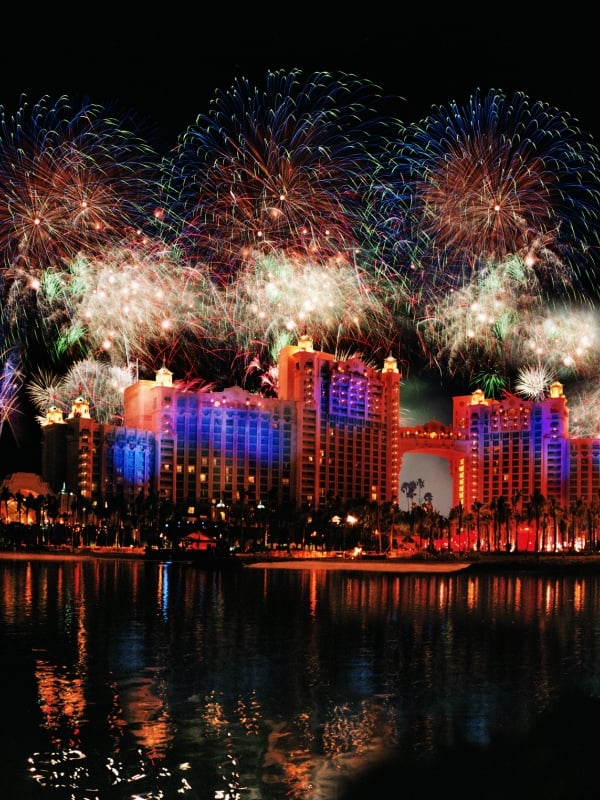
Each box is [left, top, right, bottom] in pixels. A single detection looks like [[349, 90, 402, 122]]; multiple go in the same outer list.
[[2, 556, 600, 799]]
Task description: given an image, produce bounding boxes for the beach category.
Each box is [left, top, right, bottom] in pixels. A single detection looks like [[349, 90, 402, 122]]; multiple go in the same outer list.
[[4, 548, 600, 574]]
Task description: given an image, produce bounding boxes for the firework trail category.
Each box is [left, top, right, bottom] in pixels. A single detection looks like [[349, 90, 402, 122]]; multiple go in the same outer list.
[[28, 360, 134, 425], [0, 94, 161, 282], [377, 88, 600, 303], [161, 69, 392, 283], [418, 255, 600, 386], [217, 250, 400, 367], [0, 346, 25, 442]]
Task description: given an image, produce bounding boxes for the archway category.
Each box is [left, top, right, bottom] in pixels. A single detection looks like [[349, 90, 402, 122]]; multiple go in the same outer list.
[[398, 420, 468, 514]]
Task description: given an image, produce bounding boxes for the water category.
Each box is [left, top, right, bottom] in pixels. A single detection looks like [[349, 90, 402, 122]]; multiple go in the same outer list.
[[2, 555, 600, 799]]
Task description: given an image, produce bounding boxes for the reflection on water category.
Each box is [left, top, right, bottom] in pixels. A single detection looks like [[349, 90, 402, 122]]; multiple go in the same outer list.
[[2, 557, 600, 798]]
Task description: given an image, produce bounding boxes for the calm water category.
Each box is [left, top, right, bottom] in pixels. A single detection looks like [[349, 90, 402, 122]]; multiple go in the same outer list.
[[2, 556, 600, 799]]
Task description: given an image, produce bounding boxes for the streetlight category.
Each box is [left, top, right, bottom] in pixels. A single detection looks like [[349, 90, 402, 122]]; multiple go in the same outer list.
[[256, 500, 267, 548], [346, 515, 358, 557]]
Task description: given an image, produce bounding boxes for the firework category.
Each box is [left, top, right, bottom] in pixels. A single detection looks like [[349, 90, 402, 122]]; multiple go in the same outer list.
[[216, 250, 400, 369], [567, 381, 600, 437], [418, 254, 600, 387], [514, 364, 556, 401], [0, 79, 598, 457], [0, 95, 165, 390], [0, 94, 161, 282], [0, 347, 25, 441], [379, 89, 600, 301], [34, 238, 224, 375], [28, 360, 134, 425], [26, 368, 65, 420], [520, 305, 600, 375], [162, 69, 391, 282], [28, 359, 218, 425], [418, 256, 542, 377]]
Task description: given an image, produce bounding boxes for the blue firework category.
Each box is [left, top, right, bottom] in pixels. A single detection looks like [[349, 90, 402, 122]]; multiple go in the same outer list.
[[161, 69, 392, 283], [377, 88, 600, 302]]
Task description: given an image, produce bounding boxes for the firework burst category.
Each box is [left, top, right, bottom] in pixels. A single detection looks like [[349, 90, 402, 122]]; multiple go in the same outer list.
[[418, 255, 600, 386], [379, 88, 600, 301], [567, 381, 600, 437], [514, 363, 556, 401], [35, 239, 220, 374], [418, 256, 541, 377], [217, 250, 400, 368], [0, 94, 161, 281], [162, 69, 391, 282], [28, 360, 134, 425]]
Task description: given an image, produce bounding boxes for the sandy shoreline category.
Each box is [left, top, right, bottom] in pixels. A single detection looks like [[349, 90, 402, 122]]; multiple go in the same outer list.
[[244, 558, 473, 573], [0, 550, 471, 572], [4, 549, 600, 574]]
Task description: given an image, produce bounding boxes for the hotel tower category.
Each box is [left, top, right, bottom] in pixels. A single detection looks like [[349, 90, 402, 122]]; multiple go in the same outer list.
[[41, 335, 402, 513]]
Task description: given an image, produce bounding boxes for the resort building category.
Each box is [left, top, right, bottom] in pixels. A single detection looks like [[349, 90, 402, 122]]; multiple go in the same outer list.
[[39, 335, 599, 516], [451, 381, 571, 509], [398, 381, 598, 513], [40, 335, 402, 513]]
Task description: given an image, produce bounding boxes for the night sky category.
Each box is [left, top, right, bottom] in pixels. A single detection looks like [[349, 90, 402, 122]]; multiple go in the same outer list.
[[2, 11, 598, 151], [1, 8, 598, 486]]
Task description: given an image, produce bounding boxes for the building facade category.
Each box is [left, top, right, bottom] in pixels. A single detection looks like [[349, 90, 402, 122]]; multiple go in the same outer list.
[[41, 395, 156, 504], [276, 336, 400, 508], [451, 382, 571, 510], [397, 381, 599, 513], [41, 336, 402, 513], [40, 338, 600, 516]]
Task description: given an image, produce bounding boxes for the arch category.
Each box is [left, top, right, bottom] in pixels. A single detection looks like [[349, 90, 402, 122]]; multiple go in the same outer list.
[[398, 421, 469, 512]]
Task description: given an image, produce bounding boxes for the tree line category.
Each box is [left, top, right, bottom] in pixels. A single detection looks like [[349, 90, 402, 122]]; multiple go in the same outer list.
[[1, 482, 599, 554]]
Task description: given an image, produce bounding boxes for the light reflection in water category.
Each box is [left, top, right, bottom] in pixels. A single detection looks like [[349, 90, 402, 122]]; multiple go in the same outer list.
[[1, 558, 600, 799]]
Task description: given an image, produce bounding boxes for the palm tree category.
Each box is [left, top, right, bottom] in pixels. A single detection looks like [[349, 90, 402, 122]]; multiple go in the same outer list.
[[482, 506, 494, 551], [510, 489, 525, 552], [0, 485, 12, 523], [528, 489, 546, 553], [547, 497, 561, 553], [463, 510, 474, 552], [587, 493, 600, 551], [569, 497, 586, 551], [495, 496, 511, 551], [400, 481, 417, 511], [471, 501, 484, 551], [14, 492, 25, 525], [449, 503, 464, 551]]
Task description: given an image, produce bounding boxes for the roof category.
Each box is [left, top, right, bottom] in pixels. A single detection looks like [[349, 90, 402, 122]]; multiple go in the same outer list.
[[0, 472, 55, 497]]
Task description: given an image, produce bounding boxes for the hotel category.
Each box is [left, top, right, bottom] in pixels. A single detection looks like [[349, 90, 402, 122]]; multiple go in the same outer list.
[[41, 335, 401, 514], [40, 336, 599, 517]]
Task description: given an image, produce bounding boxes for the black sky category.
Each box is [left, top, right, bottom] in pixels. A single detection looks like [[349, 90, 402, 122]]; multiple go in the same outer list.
[[2, 11, 598, 150]]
